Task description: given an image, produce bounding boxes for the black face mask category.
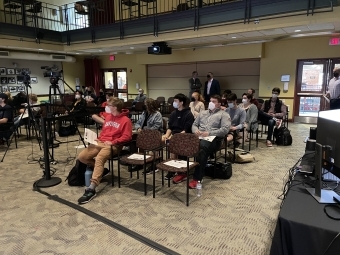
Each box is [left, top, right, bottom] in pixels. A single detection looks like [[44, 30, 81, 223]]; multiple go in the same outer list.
[[334, 72, 339, 78], [191, 97, 196, 102], [207, 75, 211, 79], [221, 99, 227, 106]]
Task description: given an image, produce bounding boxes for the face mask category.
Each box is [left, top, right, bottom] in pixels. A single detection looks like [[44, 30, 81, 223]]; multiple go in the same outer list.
[[207, 75, 211, 79], [334, 72, 339, 78], [105, 106, 111, 113], [191, 97, 196, 102], [208, 102, 215, 111], [242, 99, 248, 104], [173, 102, 179, 109], [228, 103, 234, 108], [75, 95, 81, 99], [138, 92, 142, 95], [272, 94, 278, 98]]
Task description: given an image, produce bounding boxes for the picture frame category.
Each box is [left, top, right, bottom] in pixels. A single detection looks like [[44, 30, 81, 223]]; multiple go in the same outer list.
[[7, 68, 15, 75], [15, 69, 22, 75], [21, 68, 29, 72], [17, 86, 25, 92], [0, 68, 6, 76], [31, 77, 38, 84], [9, 86, 17, 93], [1, 77, 8, 84], [2, 86, 8, 92], [17, 80, 23, 85], [8, 77, 16, 84]]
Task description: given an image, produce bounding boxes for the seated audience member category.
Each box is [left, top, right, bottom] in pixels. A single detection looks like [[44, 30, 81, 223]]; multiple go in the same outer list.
[[95, 89, 106, 105], [259, 87, 287, 147], [14, 93, 40, 127], [4, 92, 14, 108], [247, 88, 259, 108], [239, 93, 258, 141], [189, 92, 205, 119], [133, 89, 147, 104], [162, 93, 194, 179], [84, 86, 96, 98], [85, 94, 96, 106], [67, 90, 86, 114], [0, 93, 14, 144], [172, 94, 230, 188], [77, 97, 132, 204], [225, 93, 246, 145], [220, 93, 228, 110], [97, 92, 113, 121], [135, 98, 162, 132]]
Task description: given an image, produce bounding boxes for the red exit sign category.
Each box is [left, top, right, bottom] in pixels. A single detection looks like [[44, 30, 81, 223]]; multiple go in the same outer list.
[[329, 38, 340, 45]]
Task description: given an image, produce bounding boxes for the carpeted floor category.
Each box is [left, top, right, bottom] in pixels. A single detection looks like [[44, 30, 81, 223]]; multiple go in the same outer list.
[[0, 123, 311, 255]]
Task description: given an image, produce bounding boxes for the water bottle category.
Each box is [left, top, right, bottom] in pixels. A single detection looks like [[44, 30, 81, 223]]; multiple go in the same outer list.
[[196, 181, 202, 197], [84, 167, 93, 187]]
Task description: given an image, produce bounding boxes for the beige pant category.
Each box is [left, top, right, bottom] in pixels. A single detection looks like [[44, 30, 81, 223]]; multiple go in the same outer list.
[[78, 141, 119, 186]]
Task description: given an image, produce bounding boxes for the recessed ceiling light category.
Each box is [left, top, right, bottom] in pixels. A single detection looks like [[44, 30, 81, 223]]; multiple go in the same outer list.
[[76, 53, 80, 54], [231, 36, 237, 39], [98, 50, 103, 52], [38, 49, 43, 50], [130, 46, 134, 49], [126, 52, 133, 54], [294, 29, 301, 32]]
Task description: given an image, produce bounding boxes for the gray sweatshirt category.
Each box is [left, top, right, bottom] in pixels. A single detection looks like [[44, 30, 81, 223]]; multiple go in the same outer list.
[[192, 108, 231, 138], [225, 107, 246, 130]]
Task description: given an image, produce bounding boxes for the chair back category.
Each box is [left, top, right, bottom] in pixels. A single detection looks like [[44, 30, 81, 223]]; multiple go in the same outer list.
[[167, 97, 174, 105], [169, 133, 199, 157], [156, 97, 165, 105], [135, 101, 144, 111], [136, 129, 162, 151], [124, 101, 132, 109]]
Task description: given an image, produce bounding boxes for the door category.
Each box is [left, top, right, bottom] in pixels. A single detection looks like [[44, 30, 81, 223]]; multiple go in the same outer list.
[[103, 68, 128, 101], [294, 60, 329, 124]]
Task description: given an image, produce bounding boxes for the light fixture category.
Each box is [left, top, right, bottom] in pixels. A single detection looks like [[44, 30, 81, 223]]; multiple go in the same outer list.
[[76, 53, 80, 54], [130, 46, 135, 49], [231, 36, 237, 39], [98, 50, 103, 52], [294, 29, 301, 32], [38, 49, 43, 50]]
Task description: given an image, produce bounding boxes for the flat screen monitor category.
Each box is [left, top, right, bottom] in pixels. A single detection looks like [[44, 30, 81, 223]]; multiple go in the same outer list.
[[316, 109, 340, 180]]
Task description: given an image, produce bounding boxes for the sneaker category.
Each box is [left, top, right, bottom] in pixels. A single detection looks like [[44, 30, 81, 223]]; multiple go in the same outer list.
[[173, 173, 187, 184], [165, 172, 176, 180], [275, 119, 283, 129], [189, 179, 201, 189], [78, 188, 96, 204], [102, 168, 110, 177], [266, 140, 273, 147]]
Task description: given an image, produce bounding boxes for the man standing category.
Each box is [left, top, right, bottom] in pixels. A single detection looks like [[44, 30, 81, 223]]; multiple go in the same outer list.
[[77, 97, 132, 204], [259, 87, 287, 147], [326, 67, 340, 110], [189, 71, 202, 96], [204, 72, 220, 102], [172, 94, 230, 188]]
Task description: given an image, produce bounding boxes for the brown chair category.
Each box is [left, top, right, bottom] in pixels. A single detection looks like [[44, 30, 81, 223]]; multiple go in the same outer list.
[[118, 129, 163, 197], [156, 133, 200, 206]]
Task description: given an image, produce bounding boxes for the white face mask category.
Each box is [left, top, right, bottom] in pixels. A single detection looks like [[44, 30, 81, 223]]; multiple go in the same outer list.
[[228, 103, 234, 108], [272, 94, 278, 98], [208, 102, 215, 111], [75, 95, 81, 99], [173, 102, 179, 109], [105, 106, 111, 113], [138, 91, 142, 95], [242, 99, 248, 104]]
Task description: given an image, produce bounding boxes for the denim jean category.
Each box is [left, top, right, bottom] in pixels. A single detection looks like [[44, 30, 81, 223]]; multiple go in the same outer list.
[[258, 111, 275, 141]]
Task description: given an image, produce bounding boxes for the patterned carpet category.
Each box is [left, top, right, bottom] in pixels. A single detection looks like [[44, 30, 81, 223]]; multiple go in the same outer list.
[[0, 123, 311, 255]]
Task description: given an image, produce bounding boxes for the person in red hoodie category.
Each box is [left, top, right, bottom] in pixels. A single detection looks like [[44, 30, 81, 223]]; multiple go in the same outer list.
[[98, 92, 113, 120], [78, 97, 132, 204]]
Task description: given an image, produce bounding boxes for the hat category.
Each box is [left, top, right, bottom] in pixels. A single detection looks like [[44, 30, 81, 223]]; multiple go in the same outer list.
[[0, 93, 8, 100]]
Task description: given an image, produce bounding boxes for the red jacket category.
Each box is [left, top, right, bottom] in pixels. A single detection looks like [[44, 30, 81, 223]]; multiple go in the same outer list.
[[98, 109, 132, 145]]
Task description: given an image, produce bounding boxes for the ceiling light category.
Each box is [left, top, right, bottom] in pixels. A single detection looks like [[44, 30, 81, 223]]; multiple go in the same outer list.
[[294, 30, 301, 32], [98, 50, 103, 52], [76, 53, 80, 54], [231, 37, 237, 39], [130, 47, 134, 49], [126, 52, 133, 54], [38, 49, 43, 50]]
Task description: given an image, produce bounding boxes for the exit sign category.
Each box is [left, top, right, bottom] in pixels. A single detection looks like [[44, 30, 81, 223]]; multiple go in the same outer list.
[[329, 38, 340, 45], [109, 55, 115, 61]]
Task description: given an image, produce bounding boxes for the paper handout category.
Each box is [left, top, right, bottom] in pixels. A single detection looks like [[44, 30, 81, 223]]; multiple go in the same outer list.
[[127, 154, 151, 160], [199, 136, 216, 142], [164, 160, 194, 168], [84, 128, 98, 145]]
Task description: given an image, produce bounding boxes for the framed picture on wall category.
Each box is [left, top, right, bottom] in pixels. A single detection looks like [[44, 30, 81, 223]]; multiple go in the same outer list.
[[2, 86, 8, 92], [17, 86, 25, 92], [0, 68, 6, 76], [1, 77, 8, 84], [7, 68, 15, 75], [15, 69, 22, 75], [9, 86, 17, 93], [17, 80, 23, 85], [21, 68, 29, 72], [31, 77, 38, 84], [8, 77, 16, 84]]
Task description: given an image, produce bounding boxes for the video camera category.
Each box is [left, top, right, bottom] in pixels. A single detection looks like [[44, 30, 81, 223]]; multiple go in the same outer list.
[[41, 66, 63, 85], [17, 70, 31, 84]]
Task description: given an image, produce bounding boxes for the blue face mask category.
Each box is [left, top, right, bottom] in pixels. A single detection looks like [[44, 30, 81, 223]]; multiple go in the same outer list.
[[228, 103, 234, 108], [173, 102, 179, 109]]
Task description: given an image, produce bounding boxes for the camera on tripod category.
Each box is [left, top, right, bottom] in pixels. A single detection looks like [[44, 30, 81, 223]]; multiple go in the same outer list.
[[17, 70, 31, 85], [41, 66, 63, 85]]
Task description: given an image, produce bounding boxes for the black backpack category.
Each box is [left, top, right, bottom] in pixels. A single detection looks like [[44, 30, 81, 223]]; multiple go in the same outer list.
[[205, 161, 232, 179], [66, 160, 87, 186], [275, 127, 292, 146]]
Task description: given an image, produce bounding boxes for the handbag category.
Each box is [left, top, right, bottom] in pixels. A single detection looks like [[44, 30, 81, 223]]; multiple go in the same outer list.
[[236, 152, 255, 163], [205, 161, 232, 179]]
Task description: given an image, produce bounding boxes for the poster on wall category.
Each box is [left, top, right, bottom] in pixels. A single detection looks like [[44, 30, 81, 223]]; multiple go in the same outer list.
[[7, 68, 15, 75], [17, 80, 23, 85], [31, 77, 38, 84], [17, 86, 25, 92], [1, 77, 8, 84], [9, 86, 17, 93], [15, 69, 22, 75], [0, 68, 6, 76], [2, 86, 8, 92], [8, 77, 16, 84]]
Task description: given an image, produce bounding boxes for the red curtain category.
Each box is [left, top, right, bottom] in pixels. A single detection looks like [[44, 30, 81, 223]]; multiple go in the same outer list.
[[84, 58, 102, 94]]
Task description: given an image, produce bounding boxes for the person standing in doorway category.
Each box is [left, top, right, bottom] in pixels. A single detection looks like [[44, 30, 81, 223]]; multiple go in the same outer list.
[[203, 72, 220, 102], [326, 67, 340, 110], [189, 71, 202, 97]]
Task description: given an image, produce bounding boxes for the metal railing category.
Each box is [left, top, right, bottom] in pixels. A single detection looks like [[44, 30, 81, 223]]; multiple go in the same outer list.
[[0, 0, 241, 32]]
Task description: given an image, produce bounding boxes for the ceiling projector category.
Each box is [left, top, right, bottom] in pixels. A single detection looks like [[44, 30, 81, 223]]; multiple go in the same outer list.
[[148, 42, 172, 55]]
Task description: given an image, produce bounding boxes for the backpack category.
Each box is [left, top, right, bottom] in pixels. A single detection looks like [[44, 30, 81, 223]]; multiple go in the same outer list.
[[66, 160, 87, 186], [205, 161, 232, 179], [275, 127, 292, 146]]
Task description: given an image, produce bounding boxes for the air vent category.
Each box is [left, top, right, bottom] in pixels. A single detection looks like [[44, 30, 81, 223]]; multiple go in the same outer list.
[[0, 51, 10, 57], [51, 55, 66, 60]]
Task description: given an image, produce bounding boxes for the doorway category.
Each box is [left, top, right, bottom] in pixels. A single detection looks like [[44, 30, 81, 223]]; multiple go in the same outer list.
[[102, 68, 128, 101], [294, 58, 340, 124]]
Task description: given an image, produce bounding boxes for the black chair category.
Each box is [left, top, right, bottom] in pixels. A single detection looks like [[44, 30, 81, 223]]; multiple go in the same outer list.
[[248, 121, 259, 151]]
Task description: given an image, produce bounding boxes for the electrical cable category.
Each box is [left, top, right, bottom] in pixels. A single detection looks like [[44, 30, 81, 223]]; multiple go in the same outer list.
[[321, 232, 340, 255]]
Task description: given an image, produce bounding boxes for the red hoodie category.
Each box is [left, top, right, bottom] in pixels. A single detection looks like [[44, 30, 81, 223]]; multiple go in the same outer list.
[[98, 109, 132, 145]]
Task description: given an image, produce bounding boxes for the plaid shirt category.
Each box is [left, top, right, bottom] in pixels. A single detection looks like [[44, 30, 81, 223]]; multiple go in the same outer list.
[[328, 78, 340, 99]]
